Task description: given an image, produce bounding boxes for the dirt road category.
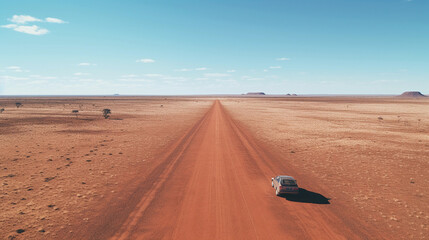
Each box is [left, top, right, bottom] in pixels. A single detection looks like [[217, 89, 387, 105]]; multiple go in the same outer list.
[[77, 100, 382, 239]]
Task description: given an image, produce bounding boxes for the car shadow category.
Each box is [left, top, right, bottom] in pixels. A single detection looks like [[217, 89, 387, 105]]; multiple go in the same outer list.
[[281, 188, 331, 204]]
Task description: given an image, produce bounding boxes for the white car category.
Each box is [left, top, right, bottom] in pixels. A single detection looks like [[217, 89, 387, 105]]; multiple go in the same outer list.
[[271, 176, 299, 196]]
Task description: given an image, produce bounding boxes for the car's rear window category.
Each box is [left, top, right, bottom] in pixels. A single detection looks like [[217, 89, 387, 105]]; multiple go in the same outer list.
[[281, 179, 297, 186]]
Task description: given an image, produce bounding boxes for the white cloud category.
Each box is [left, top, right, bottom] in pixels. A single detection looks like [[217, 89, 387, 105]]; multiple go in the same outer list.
[[227, 70, 236, 73], [136, 58, 155, 63], [9, 15, 42, 24], [176, 68, 192, 72], [78, 78, 96, 82], [204, 73, 230, 77], [78, 62, 96, 66], [175, 67, 208, 72], [246, 77, 264, 81], [0, 75, 29, 81], [45, 17, 66, 24], [195, 67, 207, 71], [144, 74, 163, 77], [119, 78, 153, 83], [28, 80, 48, 84], [28, 75, 57, 80], [1, 24, 18, 29], [5, 25, 49, 35], [276, 57, 290, 61], [7, 66, 23, 72], [269, 66, 282, 69], [121, 74, 138, 78], [2, 15, 66, 36], [119, 74, 154, 82], [162, 76, 188, 81], [74, 72, 89, 76]]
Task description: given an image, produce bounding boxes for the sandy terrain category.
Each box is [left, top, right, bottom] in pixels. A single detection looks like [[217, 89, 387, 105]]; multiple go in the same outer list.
[[222, 97, 429, 239], [0, 97, 213, 239], [76, 100, 381, 240], [1, 96, 428, 239]]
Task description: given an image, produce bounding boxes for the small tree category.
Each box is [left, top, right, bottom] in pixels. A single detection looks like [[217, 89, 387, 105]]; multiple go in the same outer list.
[[0, 108, 4, 113], [102, 109, 111, 119], [16, 102, 23, 108], [72, 110, 79, 117]]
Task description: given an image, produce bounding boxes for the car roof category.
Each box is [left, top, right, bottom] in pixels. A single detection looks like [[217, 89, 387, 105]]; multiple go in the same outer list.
[[277, 176, 296, 180]]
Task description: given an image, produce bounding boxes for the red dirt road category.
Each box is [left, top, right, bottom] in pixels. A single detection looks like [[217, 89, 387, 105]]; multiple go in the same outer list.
[[79, 100, 382, 239]]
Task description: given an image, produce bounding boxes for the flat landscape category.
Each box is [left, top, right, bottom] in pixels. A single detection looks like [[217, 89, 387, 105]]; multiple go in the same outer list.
[[1, 96, 428, 239]]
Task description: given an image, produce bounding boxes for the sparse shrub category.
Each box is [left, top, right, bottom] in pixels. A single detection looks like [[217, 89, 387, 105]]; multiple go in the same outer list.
[[15, 102, 22, 108], [0, 108, 4, 113], [72, 110, 79, 117], [102, 109, 111, 119]]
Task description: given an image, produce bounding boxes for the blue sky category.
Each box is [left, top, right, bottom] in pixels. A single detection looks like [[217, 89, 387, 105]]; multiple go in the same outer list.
[[1, 0, 428, 95]]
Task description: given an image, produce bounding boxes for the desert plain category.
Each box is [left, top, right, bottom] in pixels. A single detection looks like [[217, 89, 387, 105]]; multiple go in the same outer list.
[[0, 96, 428, 239]]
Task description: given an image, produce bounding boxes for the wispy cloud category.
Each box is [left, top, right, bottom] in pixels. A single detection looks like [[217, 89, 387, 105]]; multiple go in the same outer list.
[[175, 67, 209, 72], [74, 72, 89, 76], [227, 70, 236, 73], [144, 73, 163, 77], [121, 74, 138, 78], [269, 66, 282, 69], [176, 68, 192, 72], [45, 17, 66, 24], [119, 78, 153, 83], [204, 73, 230, 77], [9, 15, 42, 24], [6, 66, 23, 72], [28, 80, 48, 84], [276, 57, 290, 61], [2, 15, 66, 35], [162, 76, 188, 81], [7, 15, 66, 24], [14, 25, 48, 35], [1, 24, 17, 29], [195, 67, 208, 71], [78, 62, 96, 66], [1, 24, 49, 35], [0, 75, 29, 81], [136, 58, 155, 63], [29, 74, 57, 80]]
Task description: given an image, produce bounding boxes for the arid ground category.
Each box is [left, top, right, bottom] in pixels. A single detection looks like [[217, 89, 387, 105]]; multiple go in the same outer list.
[[1, 96, 428, 239]]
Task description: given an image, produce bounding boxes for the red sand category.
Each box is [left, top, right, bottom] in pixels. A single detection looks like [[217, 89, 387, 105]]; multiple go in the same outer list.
[[2, 97, 428, 239]]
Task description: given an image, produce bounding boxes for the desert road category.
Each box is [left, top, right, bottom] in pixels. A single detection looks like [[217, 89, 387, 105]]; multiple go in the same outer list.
[[73, 100, 383, 240]]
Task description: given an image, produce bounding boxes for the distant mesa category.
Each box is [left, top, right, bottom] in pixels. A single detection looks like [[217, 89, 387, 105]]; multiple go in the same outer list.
[[286, 93, 298, 96], [246, 92, 266, 95], [398, 91, 426, 98]]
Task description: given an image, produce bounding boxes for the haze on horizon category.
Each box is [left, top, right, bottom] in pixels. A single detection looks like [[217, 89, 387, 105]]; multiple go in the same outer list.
[[0, 0, 428, 95]]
